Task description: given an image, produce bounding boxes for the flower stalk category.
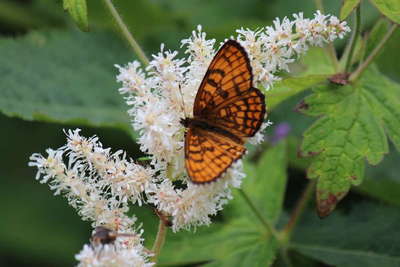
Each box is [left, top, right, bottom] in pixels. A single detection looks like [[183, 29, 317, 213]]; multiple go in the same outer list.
[[151, 219, 168, 263], [281, 180, 316, 243], [103, 0, 150, 67], [238, 189, 278, 239]]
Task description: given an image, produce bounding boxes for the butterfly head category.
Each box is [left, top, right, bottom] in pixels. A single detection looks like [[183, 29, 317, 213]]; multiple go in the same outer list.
[[180, 117, 192, 128]]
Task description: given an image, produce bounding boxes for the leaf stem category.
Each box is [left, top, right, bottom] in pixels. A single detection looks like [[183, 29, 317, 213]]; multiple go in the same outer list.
[[238, 188, 278, 239], [151, 219, 168, 263], [344, 5, 361, 73], [349, 23, 398, 82], [281, 180, 316, 240], [102, 0, 150, 67]]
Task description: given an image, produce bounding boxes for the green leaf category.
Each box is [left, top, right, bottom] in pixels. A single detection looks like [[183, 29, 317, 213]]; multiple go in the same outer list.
[[370, 0, 400, 24], [298, 47, 336, 76], [236, 141, 288, 223], [299, 66, 400, 216], [159, 142, 288, 266], [63, 0, 89, 31], [291, 202, 400, 266], [160, 219, 278, 267], [0, 30, 135, 137], [340, 0, 361, 20], [266, 75, 329, 110]]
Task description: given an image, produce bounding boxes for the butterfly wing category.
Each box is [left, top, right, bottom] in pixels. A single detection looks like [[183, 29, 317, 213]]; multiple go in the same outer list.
[[185, 126, 246, 183], [193, 40, 266, 138]]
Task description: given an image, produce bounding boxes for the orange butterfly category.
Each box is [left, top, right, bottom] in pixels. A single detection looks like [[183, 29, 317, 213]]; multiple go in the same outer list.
[[181, 40, 266, 183]]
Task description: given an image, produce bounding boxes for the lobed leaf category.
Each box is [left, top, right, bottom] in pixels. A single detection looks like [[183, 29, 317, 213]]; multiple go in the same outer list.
[[299, 66, 400, 216]]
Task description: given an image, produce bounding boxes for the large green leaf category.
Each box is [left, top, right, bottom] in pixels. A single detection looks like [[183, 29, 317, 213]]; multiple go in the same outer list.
[[298, 66, 400, 217], [159, 141, 288, 266], [230, 141, 288, 223], [370, 0, 400, 24], [291, 202, 400, 266], [0, 30, 135, 136]]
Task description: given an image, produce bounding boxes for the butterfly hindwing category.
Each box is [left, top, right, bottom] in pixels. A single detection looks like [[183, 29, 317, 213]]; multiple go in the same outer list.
[[185, 127, 246, 183], [206, 87, 266, 138]]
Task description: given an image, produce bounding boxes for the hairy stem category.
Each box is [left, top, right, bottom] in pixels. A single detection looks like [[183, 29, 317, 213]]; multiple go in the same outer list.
[[238, 188, 278, 239], [103, 0, 150, 67], [349, 23, 398, 82], [281, 180, 316, 240], [151, 219, 168, 263], [344, 5, 361, 73]]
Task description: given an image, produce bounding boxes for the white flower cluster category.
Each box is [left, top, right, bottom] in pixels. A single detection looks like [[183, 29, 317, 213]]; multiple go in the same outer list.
[[76, 243, 152, 267], [29, 129, 153, 266], [115, 11, 349, 230], [236, 11, 350, 88], [29, 10, 349, 265]]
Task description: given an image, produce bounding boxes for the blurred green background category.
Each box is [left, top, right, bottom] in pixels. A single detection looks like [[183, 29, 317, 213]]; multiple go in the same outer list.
[[1, 0, 399, 266]]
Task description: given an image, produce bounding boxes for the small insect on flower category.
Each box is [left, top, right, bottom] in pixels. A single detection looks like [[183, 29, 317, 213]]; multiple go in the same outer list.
[[181, 40, 266, 184], [90, 226, 141, 246]]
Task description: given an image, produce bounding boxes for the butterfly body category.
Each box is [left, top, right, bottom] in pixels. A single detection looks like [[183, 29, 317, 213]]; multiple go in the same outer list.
[[183, 40, 266, 184]]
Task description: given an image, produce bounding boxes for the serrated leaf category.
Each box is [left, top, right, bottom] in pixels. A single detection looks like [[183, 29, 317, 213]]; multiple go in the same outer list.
[[0, 30, 136, 137], [370, 0, 400, 24], [291, 202, 400, 266], [63, 0, 89, 31], [299, 66, 400, 216], [340, 0, 361, 20]]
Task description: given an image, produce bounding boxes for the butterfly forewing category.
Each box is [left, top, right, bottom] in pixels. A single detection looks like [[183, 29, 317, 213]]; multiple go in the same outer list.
[[193, 40, 253, 116]]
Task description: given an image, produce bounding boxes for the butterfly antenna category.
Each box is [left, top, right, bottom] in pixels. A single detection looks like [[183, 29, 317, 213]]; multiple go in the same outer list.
[[178, 84, 188, 119]]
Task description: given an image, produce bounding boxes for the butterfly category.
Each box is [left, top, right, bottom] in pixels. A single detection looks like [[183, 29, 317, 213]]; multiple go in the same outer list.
[[181, 40, 266, 184]]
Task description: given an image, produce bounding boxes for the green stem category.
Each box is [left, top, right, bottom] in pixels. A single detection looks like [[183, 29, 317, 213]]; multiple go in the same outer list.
[[151, 219, 168, 263], [349, 23, 398, 82], [281, 180, 316, 240], [313, 0, 324, 11], [103, 0, 150, 67], [344, 5, 361, 73], [238, 189, 278, 239]]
